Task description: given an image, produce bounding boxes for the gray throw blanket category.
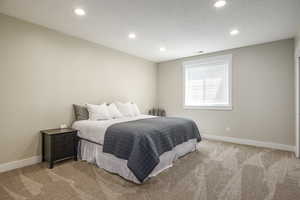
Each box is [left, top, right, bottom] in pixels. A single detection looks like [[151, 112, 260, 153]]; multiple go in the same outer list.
[[103, 117, 201, 182]]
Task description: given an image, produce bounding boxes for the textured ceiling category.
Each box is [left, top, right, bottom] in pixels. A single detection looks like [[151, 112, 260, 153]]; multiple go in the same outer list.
[[0, 0, 300, 62]]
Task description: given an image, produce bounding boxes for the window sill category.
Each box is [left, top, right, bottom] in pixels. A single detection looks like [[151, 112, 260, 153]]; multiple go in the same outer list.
[[183, 105, 233, 111]]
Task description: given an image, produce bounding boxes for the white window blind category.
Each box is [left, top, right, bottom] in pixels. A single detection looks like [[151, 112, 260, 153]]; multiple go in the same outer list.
[[183, 55, 232, 110]]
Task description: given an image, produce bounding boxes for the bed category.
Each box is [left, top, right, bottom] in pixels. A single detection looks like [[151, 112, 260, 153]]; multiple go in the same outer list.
[[72, 115, 201, 183]]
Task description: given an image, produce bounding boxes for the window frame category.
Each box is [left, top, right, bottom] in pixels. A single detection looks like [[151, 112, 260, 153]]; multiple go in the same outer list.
[[182, 54, 233, 110]]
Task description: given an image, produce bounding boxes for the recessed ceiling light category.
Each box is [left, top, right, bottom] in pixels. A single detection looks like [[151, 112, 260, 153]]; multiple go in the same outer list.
[[214, 0, 226, 8], [128, 33, 136, 39], [160, 47, 166, 52], [230, 29, 240, 36], [74, 8, 86, 16]]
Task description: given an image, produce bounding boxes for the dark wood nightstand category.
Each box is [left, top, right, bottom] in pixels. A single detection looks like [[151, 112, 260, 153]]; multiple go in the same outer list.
[[41, 128, 78, 169]]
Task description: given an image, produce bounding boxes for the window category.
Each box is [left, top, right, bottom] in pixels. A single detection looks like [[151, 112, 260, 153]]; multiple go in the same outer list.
[[183, 54, 232, 110]]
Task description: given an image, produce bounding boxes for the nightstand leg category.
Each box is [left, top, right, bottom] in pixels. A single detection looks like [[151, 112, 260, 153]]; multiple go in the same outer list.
[[74, 136, 79, 161], [49, 161, 53, 169], [42, 133, 45, 162]]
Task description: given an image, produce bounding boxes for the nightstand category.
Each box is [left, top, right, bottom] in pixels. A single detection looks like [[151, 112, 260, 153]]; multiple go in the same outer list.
[[41, 128, 78, 169]]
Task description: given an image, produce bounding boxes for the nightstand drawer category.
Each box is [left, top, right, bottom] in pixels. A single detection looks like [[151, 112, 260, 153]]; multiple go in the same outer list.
[[54, 134, 75, 160], [54, 133, 75, 146]]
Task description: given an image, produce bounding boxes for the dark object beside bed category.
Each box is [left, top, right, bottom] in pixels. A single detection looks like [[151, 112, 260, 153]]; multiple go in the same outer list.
[[148, 108, 166, 116], [103, 117, 201, 182], [41, 128, 78, 169]]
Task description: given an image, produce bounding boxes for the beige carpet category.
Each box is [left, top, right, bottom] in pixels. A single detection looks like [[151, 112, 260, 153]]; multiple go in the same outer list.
[[1, 140, 300, 200]]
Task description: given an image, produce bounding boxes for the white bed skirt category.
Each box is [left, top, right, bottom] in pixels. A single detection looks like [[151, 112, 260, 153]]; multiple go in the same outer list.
[[79, 139, 198, 183]]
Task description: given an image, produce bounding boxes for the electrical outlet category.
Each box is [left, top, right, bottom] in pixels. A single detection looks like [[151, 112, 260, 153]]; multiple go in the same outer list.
[[225, 127, 231, 132]]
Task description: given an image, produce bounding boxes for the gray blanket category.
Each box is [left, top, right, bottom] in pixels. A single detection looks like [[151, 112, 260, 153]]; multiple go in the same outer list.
[[103, 117, 201, 182]]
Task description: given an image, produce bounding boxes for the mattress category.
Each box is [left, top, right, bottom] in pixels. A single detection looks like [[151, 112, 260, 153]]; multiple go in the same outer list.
[[72, 115, 155, 145]]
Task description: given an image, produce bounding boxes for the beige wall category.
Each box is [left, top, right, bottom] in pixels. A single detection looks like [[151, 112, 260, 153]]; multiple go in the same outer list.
[[158, 39, 295, 146], [295, 31, 300, 156], [296, 30, 300, 53], [0, 14, 157, 164]]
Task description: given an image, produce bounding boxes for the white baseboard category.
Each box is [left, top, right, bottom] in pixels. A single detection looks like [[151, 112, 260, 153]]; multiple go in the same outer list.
[[202, 134, 295, 152], [0, 156, 41, 173]]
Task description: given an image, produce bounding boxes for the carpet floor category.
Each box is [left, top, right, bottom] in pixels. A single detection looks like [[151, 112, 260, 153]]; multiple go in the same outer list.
[[0, 140, 300, 200]]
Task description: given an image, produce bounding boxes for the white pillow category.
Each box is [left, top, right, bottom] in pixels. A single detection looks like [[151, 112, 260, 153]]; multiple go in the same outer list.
[[131, 103, 141, 116], [116, 102, 135, 117], [86, 103, 111, 120], [107, 103, 123, 118]]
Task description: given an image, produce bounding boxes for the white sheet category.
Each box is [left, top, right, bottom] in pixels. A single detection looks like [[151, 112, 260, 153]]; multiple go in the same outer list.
[[79, 138, 198, 183], [72, 114, 155, 144]]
